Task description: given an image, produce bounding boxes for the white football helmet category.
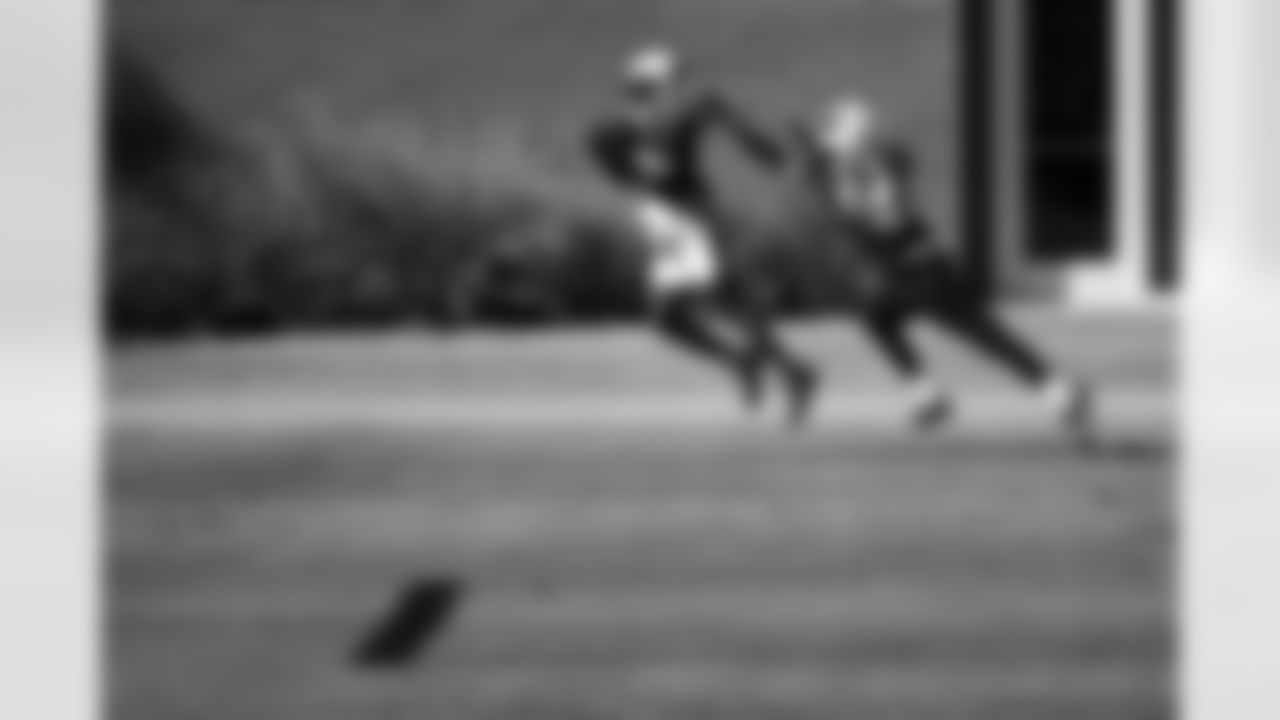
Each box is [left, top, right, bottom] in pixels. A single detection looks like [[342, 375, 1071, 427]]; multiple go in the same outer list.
[[623, 44, 682, 89], [819, 96, 878, 154]]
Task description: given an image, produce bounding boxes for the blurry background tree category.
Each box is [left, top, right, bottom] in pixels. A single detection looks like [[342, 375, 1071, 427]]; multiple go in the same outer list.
[[105, 0, 956, 341]]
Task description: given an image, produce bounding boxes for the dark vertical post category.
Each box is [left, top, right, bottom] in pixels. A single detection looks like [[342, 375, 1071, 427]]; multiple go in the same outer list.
[[961, 0, 994, 300], [1152, 0, 1181, 289]]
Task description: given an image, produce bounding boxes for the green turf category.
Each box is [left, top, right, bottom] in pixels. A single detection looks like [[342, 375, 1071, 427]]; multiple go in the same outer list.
[[109, 318, 1174, 720], [112, 311, 1173, 397]]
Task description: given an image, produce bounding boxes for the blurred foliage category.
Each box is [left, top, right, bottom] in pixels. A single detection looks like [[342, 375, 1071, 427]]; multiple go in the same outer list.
[[106, 49, 871, 341]]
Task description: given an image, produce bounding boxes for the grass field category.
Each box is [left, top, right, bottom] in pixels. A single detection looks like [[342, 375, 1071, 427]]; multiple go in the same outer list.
[[109, 311, 1175, 720]]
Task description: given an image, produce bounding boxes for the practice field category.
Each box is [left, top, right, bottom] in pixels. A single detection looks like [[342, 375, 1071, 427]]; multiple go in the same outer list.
[[109, 313, 1175, 720]]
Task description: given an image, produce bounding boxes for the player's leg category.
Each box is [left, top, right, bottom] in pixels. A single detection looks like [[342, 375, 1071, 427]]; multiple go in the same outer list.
[[933, 304, 1051, 384], [926, 288, 1094, 432], [638, 200, 764, 408], [824, 223, 951, 429], [650, 288, 763, 405], [731, 276, 820, 426], [857, 300, 952, 429]]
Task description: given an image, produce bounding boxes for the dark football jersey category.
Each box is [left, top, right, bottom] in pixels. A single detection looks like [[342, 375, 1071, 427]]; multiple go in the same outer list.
[[794, 127, 916, 224], [589, 92, 780, 214], [791, 125, 940, 270]]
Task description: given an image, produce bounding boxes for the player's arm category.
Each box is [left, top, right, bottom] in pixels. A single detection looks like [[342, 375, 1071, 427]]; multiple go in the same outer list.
[[586, 119, 637, 189], [864, 138, 945, 262], [702, 93, 787, 171], [782, 119, 833, 198], [873, 138, 922, 219], [878, 139, 916, 187]]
